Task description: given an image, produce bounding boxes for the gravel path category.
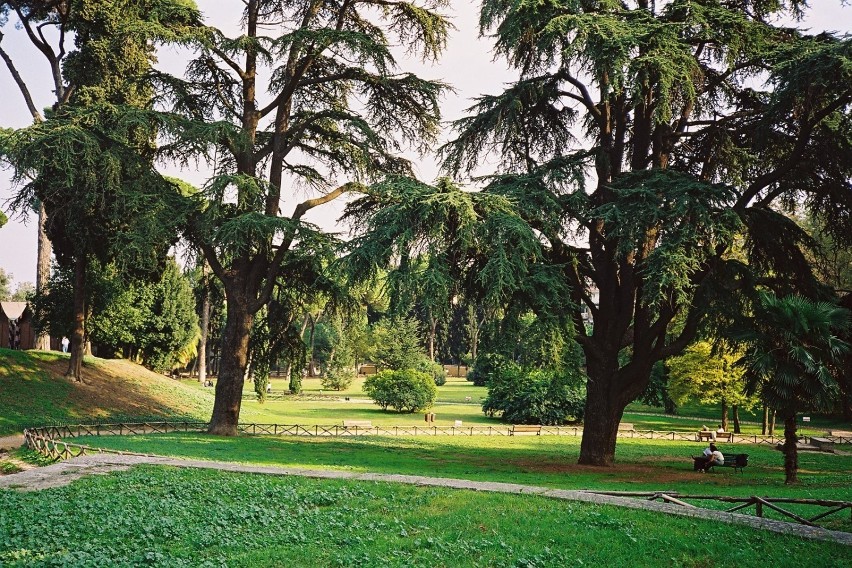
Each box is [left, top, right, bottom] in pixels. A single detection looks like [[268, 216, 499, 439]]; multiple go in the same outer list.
[[1, 453, 850, 546]]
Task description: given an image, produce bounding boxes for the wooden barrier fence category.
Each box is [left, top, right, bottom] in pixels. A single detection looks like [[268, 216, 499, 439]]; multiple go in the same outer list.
[[22, 421, 852, 462]]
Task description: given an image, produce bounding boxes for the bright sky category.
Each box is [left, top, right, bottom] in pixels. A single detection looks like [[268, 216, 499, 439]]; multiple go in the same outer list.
[[1, 1, 849, 288]]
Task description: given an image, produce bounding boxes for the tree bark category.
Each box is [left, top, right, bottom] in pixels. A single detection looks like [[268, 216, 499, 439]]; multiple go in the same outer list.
[[208, 296, 253, 436], [34, 203, 52, 350], [762, 405, 769, 435], [769, 409, 776, 435], [65, 255, 86, 381], [720, 400, 729, 432], [732, 404, 741, 434], [197, 268, 211, 384], [782, 412, 799, 484], [578, 380, 623, 466]]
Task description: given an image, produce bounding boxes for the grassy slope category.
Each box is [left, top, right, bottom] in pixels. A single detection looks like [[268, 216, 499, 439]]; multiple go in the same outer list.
[[0, 348, 214, 435]]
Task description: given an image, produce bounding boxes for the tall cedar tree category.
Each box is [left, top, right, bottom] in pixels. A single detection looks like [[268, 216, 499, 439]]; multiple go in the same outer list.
[[347, 1, 852, 465], [446, 0, 852, 465], [158, 1, 450, 435], [1, 0, 199, 378]]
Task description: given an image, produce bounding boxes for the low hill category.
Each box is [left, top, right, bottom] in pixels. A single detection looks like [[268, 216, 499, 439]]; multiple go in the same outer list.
[[0, 348, 214, 435]]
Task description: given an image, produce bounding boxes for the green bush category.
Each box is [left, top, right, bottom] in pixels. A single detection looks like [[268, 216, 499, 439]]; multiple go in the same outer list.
[[363, 369, 437, 413], [321, 368, 356, 391], [415, 359, 447, 386], [466, 353, 512, 386], [482, 366, 586, 425]]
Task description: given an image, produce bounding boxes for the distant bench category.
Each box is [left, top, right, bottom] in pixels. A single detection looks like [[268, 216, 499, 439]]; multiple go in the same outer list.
[[343, 420, 372, 429], [698, 431, 733, 442], [618, 423, 634, 431], [510, 425, 542, 436], [693, 453, 749, 473]]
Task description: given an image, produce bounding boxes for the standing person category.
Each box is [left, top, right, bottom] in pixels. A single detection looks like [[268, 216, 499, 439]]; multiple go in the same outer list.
[[61, 337, 70, 353]]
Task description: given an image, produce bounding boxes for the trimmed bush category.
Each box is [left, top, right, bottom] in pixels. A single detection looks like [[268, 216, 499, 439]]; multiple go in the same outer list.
[[321, 368, 356, 391], [482, 367, 585, 425], [415, 359, 447, 386], [363, 369, 437, 413]]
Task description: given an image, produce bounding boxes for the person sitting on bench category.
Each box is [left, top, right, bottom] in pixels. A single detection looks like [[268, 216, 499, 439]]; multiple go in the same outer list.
[[694, 443, 714, 471], [702, 444, 724, 472]]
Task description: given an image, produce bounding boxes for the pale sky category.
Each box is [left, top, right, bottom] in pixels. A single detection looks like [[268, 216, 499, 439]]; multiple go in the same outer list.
[[0, 1, 849, 287]]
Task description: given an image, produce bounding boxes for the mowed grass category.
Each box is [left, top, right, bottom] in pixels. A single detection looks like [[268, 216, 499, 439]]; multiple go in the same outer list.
[[79, 432, 852, 531], [1, 465, 849, 568]]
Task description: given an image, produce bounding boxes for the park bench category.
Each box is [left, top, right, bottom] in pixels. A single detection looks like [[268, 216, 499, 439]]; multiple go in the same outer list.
[[693, 453, 749, 473], [342, 420, 372, 429], [510, 425, 542, 436], [697, 431, 734, 442], [618, 423, 634, 431]]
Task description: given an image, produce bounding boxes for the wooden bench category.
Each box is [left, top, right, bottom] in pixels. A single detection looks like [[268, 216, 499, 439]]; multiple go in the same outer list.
[[510, 425, 542, 436], [697, 431, 734, 442], [342, 420, 372, 429], [693, 453, 749, 473], [618, 423, 634, 431]]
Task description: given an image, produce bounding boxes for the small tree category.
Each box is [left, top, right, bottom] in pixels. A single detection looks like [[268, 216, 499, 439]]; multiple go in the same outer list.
[[363, 369, 436, 413], [372, 316, 425, 371], [667, 341, 755, 432], [735, 294, 849, 484]]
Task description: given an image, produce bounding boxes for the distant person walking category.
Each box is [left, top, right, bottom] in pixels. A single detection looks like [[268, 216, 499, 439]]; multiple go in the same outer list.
[[61, 336, 70, 353]]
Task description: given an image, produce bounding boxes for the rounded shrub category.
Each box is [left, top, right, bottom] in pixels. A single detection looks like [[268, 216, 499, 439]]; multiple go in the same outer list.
[[415, 358, 447, 386], [482, 367, 585, 425], [363, 369, 437, 413], [321, 368, 356, 391]]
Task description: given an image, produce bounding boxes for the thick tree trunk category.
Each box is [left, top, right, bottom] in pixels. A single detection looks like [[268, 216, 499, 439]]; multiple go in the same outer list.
[[769, 410, 776, 435], [578, 365, 627, 466], [732, 405, 741, 434], [34, 203, 52, 350], [762, 405, 769, 435], [782, 412, 799, 484], [208, 298, 253, 436], [197, 274, 210, 384], [65, 255, 86, 381]]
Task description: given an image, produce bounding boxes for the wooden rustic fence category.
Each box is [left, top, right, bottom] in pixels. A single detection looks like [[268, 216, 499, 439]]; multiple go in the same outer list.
[[23, 421, 852, 462], [590, 490, 852, 529]]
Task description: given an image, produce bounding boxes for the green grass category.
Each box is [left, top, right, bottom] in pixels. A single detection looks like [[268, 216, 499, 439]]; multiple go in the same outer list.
[[0, 348, 212, 435], [1, 465, 849, 567], [76, 432, 852, 530]]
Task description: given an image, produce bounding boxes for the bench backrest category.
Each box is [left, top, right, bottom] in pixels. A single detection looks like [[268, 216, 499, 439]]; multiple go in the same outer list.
[[512, 425, 542, 431], [343, 420, 373, 428]]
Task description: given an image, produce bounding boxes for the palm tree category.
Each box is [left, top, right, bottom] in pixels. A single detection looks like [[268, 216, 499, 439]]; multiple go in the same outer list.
[[735, 293, 849, 484]]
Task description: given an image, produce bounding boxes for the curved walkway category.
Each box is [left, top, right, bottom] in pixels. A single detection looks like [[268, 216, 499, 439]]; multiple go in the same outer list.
[[1, 453, 850, 546]]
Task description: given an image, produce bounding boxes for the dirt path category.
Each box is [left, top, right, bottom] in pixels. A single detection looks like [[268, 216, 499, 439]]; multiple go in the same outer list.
[[1, 453, 850, 546]]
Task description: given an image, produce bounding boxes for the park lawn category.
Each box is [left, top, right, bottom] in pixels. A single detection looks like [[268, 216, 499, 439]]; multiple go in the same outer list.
[[0, 349, 212, 435], [77, 433, 852, 531], [1, 465, 849, 567]]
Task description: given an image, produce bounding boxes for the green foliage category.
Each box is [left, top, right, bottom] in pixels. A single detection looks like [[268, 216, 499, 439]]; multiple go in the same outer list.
[[371, 316, 425, 371], [735, 294, 850, 414], [482, 365, 586, 425], [638, 362, 678, 415], [0, 268, 11, 301], [321, 368, 356, 392], [466, 352, 513, 387], [363, 369, 437, 413], [0, 209, 7, 229], [667, 341, 754, 411], [415, 358, 447, 386]]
